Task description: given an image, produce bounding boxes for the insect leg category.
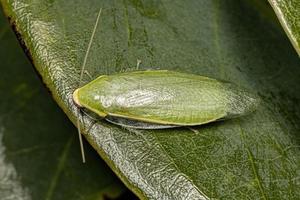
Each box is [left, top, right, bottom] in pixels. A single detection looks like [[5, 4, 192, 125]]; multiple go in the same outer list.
[[136, 59, 142, 70]]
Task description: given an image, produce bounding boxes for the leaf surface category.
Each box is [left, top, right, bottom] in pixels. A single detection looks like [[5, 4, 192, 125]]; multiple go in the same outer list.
[[268, 0, 300, 56], [1, 0, 300, 199], [0, 7, 132, 200]]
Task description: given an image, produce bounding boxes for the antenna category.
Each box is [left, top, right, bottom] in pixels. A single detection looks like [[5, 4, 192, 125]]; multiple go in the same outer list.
[[77, 8, 102, 163]]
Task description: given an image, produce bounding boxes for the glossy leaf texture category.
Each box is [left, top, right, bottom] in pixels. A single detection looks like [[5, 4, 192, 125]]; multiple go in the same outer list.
[[0, 7, 133, 200], [1, 0, 300, 199], [268, 0, 300, 56]]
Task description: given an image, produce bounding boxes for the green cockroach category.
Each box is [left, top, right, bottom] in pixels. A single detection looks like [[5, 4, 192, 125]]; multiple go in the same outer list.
[[73, 70, 259, 129], [74, 8, 259, 162], [74, 8, 259, 130]]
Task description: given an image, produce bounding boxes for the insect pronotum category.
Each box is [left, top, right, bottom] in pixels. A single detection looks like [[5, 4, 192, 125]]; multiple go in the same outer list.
[[75, 8, 260, 163]]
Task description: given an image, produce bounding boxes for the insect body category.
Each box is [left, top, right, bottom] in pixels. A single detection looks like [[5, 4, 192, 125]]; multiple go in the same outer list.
[[73, 70, 259, 129]]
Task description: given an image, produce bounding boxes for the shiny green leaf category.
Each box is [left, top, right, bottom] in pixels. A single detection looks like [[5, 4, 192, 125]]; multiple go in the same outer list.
[[0, 8, 132, 200], [268, 0, 300, 56], [1, 0, 300, 199]]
